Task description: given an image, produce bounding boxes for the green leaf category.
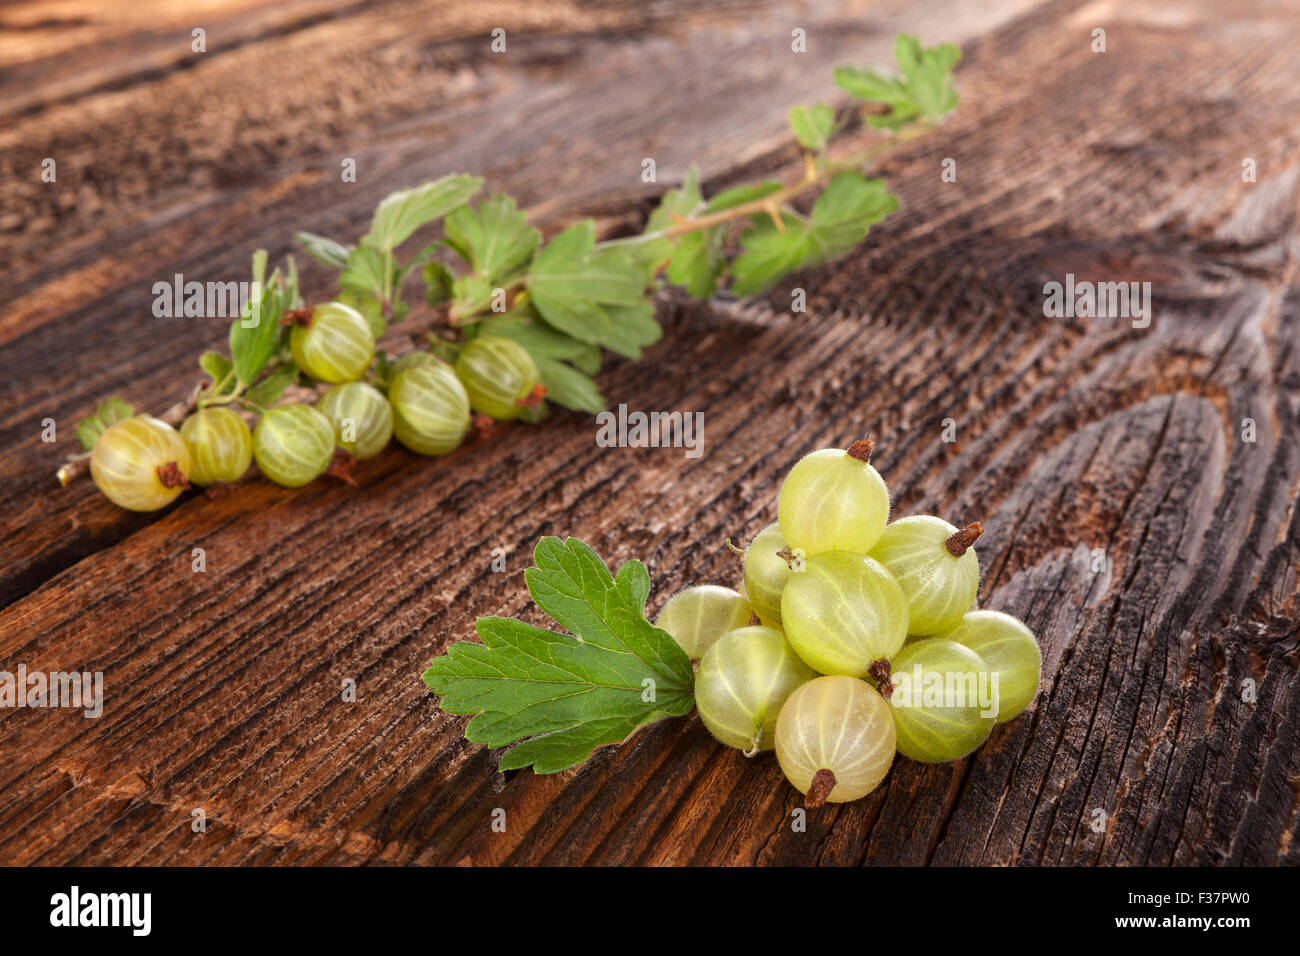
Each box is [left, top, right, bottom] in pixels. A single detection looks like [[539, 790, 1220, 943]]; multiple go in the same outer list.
[[600, 301, 661, 360], [536, 357, 605, 413], [199, 351, 234, 392], [423, 260, 455, 307], [76, 397, 135, 451], [638, 165, 706, 274], [295, 231, 353, 270], [422, 537, 694, 773], [443, 194, 540, 282], [644, 174, 782, 300], [339, 244, 389, 300], [229, 255, 282, 386], [362, 175, 483, 251], [706, 180, 782, 211], [805, 172, 899, 262], [729, 174, 897, 295], [527, 221, 651, 349], [789, 103, 836, 151], [243, 362, 299, 408], [834, 35, 960, 130], [729, 213, 816, 296]]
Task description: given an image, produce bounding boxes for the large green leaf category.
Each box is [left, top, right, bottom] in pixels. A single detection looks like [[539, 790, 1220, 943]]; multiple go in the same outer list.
[[422, 538, 694, 773]]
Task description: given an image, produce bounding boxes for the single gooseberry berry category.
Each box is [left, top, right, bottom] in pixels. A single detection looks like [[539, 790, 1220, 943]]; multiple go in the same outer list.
[[388, 362, 471, 456], [869, 515, 983, 635], [882, 638, 995, 763], [288, 301, 375, 384], [90, 415, 191, 511], [695, 626, 817, 754], [743, 523, 792, 628], [774, 675, 896, 807], [454, 335, 545, 421], [941, 610, 1040, 723], [253, 404, 336, 487], [317, 382, 394, 461], [777, 438, 890, 556], [780, 550, 908, 678], [179, 407, 253, 485]]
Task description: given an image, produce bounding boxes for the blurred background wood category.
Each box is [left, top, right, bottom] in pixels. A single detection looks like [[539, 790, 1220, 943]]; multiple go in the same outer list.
[[0, 0, 1296, 865]]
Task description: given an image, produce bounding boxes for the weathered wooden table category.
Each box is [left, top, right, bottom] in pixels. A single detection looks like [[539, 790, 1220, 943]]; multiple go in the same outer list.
[[1, 0, 1296, 866]]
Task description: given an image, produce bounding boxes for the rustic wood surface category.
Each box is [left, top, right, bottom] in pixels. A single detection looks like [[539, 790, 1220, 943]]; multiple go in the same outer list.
[[1, 0, 1297, 866]]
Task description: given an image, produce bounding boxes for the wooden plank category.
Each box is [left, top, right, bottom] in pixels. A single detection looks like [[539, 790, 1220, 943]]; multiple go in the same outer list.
[[1, 0, 1297, 866]]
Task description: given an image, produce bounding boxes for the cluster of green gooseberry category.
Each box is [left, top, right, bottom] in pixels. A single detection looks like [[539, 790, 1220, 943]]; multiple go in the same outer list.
[[655, 439, 1041, 807], [88, 301, 547, 511]]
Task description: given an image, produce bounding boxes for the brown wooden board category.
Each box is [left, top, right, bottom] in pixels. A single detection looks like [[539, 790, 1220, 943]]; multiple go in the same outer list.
[[0, 0, 1296, 866]]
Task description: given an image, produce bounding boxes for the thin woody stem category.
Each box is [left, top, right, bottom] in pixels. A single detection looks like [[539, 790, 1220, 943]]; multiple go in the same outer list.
[[599, 121, 933, 249]]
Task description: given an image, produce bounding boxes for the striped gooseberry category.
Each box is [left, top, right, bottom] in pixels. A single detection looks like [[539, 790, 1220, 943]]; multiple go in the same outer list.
[[774, 675, 896, 806], [777, 439, 890, 556], [869, 515, 982, 635], [388, 362, 471, 456], [942, 610, 1040, 723], [884, 638, 995, 762], [179, 407, 253, 485], [655, 585, 753, 661], [289, 301, 375, 384], [780, 550, 908, 678], [253, 404, 336, 487], [694, 626, 817, 754], [743, 522, 792, 628], [317, 382, 393, 461], [454, 335, 544, 420], [90, 415, 191, 512]]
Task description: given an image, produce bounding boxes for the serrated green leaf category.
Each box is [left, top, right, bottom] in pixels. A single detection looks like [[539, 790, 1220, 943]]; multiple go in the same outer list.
[[729, 174, 897, 295], [243, 362, 299, 408], [600, 301, 661, 360], [805, 172, 899, 262], [527, 221, 650, 348], [339, 244, 389, 300], [443, 194, 540, 282], [423, 261, 455, 307], [362, 175, 483, 251], [835, 35, 960, 129], [295, 231, 352, 270], [729, 212, 816, 296], [422, 537, 693, 773], [76, 397, 135, 451], [789, 103, 836, 151]]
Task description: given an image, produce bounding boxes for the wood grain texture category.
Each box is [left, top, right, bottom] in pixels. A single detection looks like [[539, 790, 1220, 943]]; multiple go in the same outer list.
[[0, 0, 1297, 866]]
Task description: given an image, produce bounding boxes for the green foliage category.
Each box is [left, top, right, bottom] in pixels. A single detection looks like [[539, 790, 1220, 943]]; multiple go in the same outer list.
[[76, 397, 135, 451], [789, 103, 837, 151], [834, 35, 961, 129], [422, 538, 695, 773], [730, 173, 898, 295]]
